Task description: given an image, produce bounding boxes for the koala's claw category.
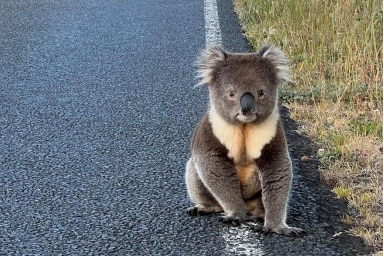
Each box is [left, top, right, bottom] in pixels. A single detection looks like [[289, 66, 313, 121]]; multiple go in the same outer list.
[[218, 213, 256, 226], [219, 216, 243, 226], [252, 224, 265, 233], [253, 225, 306, 236], [287, 227, 306, 236], [187, 207, 211, 217], [187, 207, 199, 216]]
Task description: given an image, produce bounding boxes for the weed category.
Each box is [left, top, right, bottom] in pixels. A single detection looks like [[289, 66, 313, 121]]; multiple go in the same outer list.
[[333, 186, 352, 200]]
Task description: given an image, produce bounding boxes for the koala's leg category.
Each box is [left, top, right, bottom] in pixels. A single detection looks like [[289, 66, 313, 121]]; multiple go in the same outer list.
[[193, 156, 249, 225], [257, 157, 304, 236], [185, 158, 222, 216]]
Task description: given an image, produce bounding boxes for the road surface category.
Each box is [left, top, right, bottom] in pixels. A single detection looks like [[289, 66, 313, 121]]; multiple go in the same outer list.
[[0, 0, 375, 255]]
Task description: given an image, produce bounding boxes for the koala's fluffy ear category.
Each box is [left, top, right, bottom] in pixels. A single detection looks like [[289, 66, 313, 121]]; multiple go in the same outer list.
[[258, 45, 291, 84], [195, 45, 226, 86]]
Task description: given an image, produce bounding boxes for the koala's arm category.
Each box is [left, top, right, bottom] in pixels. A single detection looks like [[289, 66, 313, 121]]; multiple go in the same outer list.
[[191, 114, 248, 222], [256, 120, 303, 235]]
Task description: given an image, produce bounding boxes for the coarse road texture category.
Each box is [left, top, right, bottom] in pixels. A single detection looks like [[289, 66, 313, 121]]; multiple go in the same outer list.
[[0, 0, 375, 255]]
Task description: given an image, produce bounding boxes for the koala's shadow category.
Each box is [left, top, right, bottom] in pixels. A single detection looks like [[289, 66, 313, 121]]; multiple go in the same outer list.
[[280, 105, 374, 253]]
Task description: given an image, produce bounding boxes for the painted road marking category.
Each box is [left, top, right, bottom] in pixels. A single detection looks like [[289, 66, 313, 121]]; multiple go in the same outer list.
[[204, 0, 222, 46]]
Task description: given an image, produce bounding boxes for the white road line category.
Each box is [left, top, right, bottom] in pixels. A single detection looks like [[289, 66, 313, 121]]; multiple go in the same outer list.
[[204, 0, 222, 46]]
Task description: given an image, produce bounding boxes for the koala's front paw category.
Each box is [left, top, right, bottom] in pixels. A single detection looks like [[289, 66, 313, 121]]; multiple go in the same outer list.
[[254, 225, 306, 236]]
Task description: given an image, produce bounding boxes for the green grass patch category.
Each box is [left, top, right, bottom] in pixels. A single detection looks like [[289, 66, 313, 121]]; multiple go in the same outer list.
[[348, 120, 383, 137], [333, 186, 352, 200]]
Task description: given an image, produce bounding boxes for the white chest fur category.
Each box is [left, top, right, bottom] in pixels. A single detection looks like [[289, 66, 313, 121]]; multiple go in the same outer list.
[[209, 107, 279, 164]]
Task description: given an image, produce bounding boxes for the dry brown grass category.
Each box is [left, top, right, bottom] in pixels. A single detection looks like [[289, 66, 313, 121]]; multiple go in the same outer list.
[[233, 0, 383, 250]]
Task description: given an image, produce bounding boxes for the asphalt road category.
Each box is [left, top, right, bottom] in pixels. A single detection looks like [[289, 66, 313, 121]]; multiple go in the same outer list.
[[0, 0, 375, 255]]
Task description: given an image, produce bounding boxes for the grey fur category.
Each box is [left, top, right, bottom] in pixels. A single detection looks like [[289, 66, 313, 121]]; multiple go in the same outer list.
[[185, 45, 304, 236]]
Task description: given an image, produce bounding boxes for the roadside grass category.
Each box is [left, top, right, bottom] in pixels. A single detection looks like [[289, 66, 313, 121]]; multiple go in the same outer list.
[[233, 0, 383, 250]]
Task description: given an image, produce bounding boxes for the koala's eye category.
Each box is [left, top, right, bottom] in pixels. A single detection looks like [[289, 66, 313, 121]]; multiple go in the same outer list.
[[229, 91, 235, 97], [258, 90, 264, 97]]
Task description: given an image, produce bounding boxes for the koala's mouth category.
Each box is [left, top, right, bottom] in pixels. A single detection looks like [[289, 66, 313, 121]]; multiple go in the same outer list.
[[236, 113, 257, 123]]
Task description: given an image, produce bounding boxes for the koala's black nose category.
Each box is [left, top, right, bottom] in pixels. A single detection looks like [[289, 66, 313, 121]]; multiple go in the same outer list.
[[240, 93, 256, 115]]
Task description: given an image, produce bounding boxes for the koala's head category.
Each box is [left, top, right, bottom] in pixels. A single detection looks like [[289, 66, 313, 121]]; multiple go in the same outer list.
[[196, 45, 290, 125]]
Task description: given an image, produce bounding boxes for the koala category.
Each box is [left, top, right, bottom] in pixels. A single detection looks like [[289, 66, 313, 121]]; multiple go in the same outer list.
[[185, 45, 304, 236]]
